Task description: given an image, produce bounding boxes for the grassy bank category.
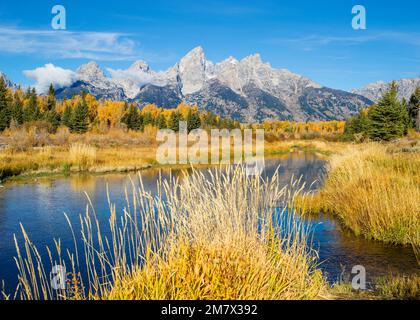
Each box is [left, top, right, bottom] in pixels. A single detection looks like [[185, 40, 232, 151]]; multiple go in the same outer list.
[[0, 144, 158, 181], [0, 137, 339, 182], [330, 275, 420, 300], [296, 142, 420, 246], [10, 166, 326, 300]]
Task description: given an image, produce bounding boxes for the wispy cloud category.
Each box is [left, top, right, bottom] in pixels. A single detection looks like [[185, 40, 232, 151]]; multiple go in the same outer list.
[[264, 31, 420, 49], [0, 26, 140, 61]]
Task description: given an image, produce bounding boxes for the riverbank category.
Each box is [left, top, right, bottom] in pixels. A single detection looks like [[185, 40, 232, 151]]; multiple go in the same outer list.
[[329, 275, 420, 300], [0, 139, 341, 183], [295, 140, 420, 247]]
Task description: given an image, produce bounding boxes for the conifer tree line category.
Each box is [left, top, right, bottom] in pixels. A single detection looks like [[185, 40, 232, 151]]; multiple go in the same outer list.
[[345, 82, 420, 141], [0, 77, 240, 134]]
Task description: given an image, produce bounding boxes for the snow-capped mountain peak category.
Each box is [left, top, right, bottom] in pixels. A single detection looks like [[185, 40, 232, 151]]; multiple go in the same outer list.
[[53, 46, 374, 122], [128, 60, 150, 73], [177, 46, 212, 95], [76, 61, 106, 83], [352, 77, 420, 102]]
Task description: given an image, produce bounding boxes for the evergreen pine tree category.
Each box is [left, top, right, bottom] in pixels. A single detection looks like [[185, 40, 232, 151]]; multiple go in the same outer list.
[[46, 84, 56, 111], [10, 91, 24, 125], [408, 87, 420, 131], [0, 76, 11, 131], [168, 111, 182, 132], [43, 84, 60, 130], [23, 88, 40, 122], [401, 98, 410, 135], [186, 109, 201, 133], [122, 105, 143, 131], [344, 112, 369, 137], [142, 112, 153, 126], [61, 105, 73, 128], [155, 113, 167, 129], [71, 101, 89, 133], [367, 82, 409, 141]]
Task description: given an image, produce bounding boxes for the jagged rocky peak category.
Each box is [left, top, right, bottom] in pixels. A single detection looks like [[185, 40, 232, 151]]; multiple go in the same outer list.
[[241, 53, 263, 65], [224, 56, 239, 64], [77, 61, 107, 82], [128, 60, 150, 73], [178, 46, 212, 95]]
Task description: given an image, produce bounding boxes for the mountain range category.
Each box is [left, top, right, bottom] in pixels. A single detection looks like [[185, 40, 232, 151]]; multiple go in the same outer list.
[[2, 47, 419, 123], [55, 47, 374, 122], [352, 77, 420, 103]]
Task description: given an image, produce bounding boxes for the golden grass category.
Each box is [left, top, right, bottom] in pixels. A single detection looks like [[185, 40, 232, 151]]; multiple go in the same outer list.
[[0, 126, 162, 181], [0, 135, 349, 182], [10, 166, 327, 300], [376, 275, 420, 300], [296, 143, 420, 246], [329, 275, 420, 300], [0, 145, 158, 181], [69, 143, 97, 170], [264, 140, 349, 157]]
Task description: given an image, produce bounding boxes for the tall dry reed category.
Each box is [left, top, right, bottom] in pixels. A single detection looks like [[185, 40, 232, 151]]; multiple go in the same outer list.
[[69, 143, 97, 170], [9, 165, 326, 300], [297, 143, 420, 246]]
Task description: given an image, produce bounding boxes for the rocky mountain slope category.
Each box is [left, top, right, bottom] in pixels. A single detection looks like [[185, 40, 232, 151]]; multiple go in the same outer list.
[[352, 77, 420, 103], [127, 47, 372, 122], [7, 47, 375, 122]]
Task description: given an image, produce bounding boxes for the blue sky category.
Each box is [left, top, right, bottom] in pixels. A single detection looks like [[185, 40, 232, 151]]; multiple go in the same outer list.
[[0, 0, 419, 91]]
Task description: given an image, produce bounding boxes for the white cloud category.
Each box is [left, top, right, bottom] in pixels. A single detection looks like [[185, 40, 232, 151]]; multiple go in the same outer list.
[[0, 26, 139, 61], [24, 64, 77, 93], [107, 68, 156, 86]]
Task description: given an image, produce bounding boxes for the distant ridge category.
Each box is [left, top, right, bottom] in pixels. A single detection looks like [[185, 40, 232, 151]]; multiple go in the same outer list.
[[352, 77, 420, 103]]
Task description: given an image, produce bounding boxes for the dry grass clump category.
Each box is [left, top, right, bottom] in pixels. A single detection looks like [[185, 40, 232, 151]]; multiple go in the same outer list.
[[51, 127, 71, 146], [296, 143, 420, 245], [73, 128, 157, 147], [106, 238, 324, 300], [376, 275, 420, 300], [11, 166, 326, 300], [69, 143, 97, 170], [3, 121, 52, 151], [265, 139, 348, 157], [0, 144, 157, 181], [2, 124, 157, 151], [328, 274, 420, 300]]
